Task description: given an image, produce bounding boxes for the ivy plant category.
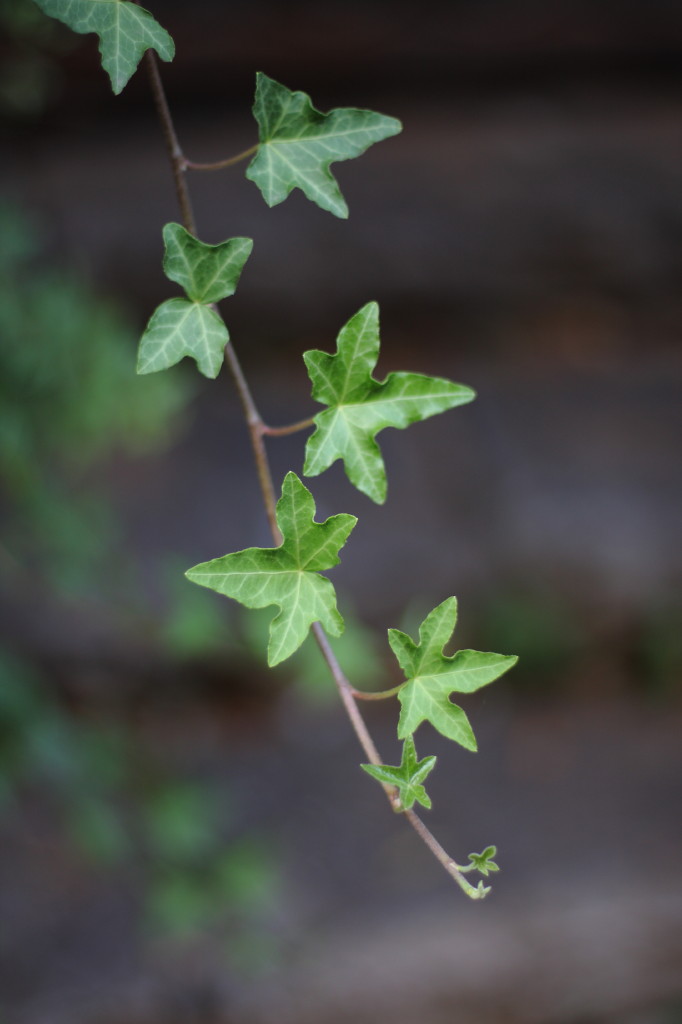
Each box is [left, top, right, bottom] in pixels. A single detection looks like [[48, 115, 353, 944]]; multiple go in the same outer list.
[[33, 0, 518, 900]]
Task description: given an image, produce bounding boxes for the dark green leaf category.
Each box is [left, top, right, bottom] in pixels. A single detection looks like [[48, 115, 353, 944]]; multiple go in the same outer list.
[[33, 0, 174, 94], [161, 224, 253, 305]]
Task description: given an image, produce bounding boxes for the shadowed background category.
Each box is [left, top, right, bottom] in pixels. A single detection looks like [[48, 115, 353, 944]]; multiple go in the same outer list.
[[1, 1, 681, 1021]]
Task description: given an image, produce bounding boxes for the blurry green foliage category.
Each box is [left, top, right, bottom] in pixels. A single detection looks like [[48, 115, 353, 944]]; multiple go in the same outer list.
[[475, 589, 583, 691], [0, 201, 190, 595], [0, 648, 277, 951], [0, 0, 75, 117], [0, 204, 278, 955], [146, 781, 221, 862], [161, 558, 238, 658], [632, 600, 682, 700]]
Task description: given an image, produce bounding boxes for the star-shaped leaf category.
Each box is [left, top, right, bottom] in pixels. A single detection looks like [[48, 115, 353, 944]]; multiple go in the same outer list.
[[34, 0, 174, 94], [361, 737, 436, 811], [137, 224, 253, 378], [185, 473, 357, 666], [465, 846, 500, 877], [389, 597, 517, 750], [303, 303, 476, 503], [245, 73, 402, 218]]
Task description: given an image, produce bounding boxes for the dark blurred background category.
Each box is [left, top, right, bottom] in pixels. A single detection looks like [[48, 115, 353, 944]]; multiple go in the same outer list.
[[1, 1, 681, 1021]]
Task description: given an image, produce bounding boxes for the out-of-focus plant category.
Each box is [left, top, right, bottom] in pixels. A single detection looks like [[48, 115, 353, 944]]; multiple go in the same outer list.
[[0, 0, 74, 117], [0, 201, 189, 595], [0, 648, 277, 950], [0, 205, 279, 950]]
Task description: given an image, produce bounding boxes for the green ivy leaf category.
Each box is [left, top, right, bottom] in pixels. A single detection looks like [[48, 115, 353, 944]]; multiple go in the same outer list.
[[390, 597, 517, 750], [185, 473, 356, 666], [466, 845, 500, 877], [33, 0, 174, 94], [303, 302, 475, 503], [361, 736, 436, 811], [161, 224, 253, 305], [137, 224, 253, 378], [245, 73, 402, 218], [137, 299, 227, 378]]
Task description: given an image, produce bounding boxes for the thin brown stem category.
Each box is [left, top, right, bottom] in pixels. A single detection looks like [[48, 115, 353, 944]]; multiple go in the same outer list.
[[261, 416, 315, 438], [312, 623, 400, 810], [349, 683, 404, 701], [403, 809, 485, 898], [184, 144, 259, 172], [220, 342, 281, 544], [142, 56, 478, 894], [143, 51, 196, 236]]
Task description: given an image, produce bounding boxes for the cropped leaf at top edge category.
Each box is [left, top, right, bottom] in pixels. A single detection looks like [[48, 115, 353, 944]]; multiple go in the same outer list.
[[33, 0, 174, 94], [390, 597, 517, 749], [246, 73, 402, 218], [161, 224, 253, 305], [185, 473, 357, 666], [303, 302, 476, 503], [361, 736, 436, 811], [137, 299, 228, 378]]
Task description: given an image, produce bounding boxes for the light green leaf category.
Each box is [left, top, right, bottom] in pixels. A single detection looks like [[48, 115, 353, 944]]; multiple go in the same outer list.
[[361, 736, 436, 811], [465, 845, 500, 877], [390, 597, 517, 749], [161, 224, 253, 305], [185, 473, 357, 666], [136, 224, 253, 378], [303, 303, 476, 503], [245, 73, 402, 218], [137, 298, 228, 378], [33, 0, 174, 94]]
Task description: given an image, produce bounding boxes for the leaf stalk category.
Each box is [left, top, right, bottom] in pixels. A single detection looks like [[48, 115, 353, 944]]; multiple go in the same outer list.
[[143, 51, 196, 237], [143, 54, 486, 895], [184, 145, 259, 172], [260, 417, 316, 438], [349, 682, 404, 701]]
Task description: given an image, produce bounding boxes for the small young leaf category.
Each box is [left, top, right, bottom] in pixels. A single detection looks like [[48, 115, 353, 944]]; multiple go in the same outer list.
[[460, 878, 492, 900], [466, 845, 500, 877], [361, 736, 436, 811], [185, 473, 356, 666], [246, 73, 402, 218], [390, 598, 517, 749], [137, 225, 253, 378], [304, 302, 475, 502], [33, 0, 174, 94]]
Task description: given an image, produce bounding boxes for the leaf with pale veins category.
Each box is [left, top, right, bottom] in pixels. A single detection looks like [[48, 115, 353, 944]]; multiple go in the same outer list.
[[34, 0, 174, 94], [246, 73, 401, 218], [304, 302, 475, 502], [390, 597, 517, 750], [137, 224, 252, 378], [185, 473, 356, 666], [362, 736, 437, 811]]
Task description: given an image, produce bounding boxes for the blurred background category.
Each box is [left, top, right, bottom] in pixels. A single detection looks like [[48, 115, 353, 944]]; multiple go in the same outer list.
[[1, 0, 681, 1021]]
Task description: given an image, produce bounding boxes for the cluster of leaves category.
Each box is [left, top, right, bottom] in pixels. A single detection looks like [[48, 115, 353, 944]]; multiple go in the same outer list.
[[31, 0, 518, 897]]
